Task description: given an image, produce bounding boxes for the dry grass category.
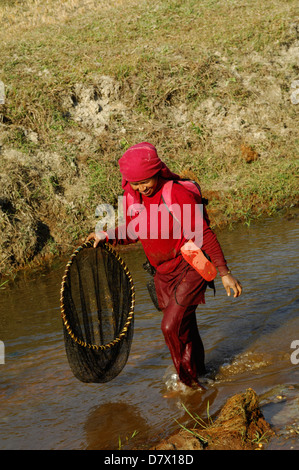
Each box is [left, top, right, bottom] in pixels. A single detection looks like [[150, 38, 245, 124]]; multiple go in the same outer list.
[[0, 0, 298, 276], [0, 0, 133, 31]]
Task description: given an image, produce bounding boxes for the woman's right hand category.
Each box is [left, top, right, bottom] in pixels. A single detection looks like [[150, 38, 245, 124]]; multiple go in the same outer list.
[[85, 231, 107, 248]]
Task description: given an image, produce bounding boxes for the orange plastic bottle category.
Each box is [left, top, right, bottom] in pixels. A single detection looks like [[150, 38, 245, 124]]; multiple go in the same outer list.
[[181, 240, 217, 282]]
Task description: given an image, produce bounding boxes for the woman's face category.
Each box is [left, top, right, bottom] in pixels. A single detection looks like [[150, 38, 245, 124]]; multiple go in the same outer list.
[[129, 175, 159, 197]]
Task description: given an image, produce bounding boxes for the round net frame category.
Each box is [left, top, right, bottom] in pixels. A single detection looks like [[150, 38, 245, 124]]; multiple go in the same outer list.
[[60, 241, 135, 383]]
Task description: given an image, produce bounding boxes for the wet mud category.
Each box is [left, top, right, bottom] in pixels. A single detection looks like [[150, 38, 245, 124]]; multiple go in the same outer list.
[[152, 388, 275, 451]]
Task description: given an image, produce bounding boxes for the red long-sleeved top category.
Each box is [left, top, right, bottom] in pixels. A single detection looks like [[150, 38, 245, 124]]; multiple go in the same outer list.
[[107, 179, 228, 277]]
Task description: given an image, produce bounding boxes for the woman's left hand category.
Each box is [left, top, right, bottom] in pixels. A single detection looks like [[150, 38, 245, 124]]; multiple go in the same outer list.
[[221, 273, 242, 298]]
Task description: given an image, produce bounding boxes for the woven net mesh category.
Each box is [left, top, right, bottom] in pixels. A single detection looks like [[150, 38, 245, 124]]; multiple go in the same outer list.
[[60, 241, 135, 383]]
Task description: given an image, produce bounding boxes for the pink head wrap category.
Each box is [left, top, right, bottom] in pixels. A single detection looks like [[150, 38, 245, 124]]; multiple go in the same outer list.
[[119, 142, 180, 200]]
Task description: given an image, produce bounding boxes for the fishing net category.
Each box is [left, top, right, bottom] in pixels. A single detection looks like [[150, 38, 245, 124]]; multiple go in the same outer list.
[[60, 241, 135, 383]]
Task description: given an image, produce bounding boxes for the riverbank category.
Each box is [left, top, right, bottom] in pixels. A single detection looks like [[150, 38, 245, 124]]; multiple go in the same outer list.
[[149, 383, 299, 451], [0, 0, 298, 279], [151, 388, 275, 451]]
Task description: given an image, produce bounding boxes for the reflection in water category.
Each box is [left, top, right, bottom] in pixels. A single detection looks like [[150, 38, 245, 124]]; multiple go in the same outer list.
[[0, 213, 298, 449], [85, 402, 150, 450]]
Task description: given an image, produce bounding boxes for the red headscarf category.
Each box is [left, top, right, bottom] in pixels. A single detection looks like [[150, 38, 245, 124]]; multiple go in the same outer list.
[[119, 142, 180, 201]]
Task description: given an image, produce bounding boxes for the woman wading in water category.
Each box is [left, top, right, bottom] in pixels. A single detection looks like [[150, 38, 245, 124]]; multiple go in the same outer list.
[[87, 142, 242, 389]]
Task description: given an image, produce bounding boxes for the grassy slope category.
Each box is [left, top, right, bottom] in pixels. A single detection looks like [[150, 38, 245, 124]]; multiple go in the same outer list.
[[0, 0, 298, 276]]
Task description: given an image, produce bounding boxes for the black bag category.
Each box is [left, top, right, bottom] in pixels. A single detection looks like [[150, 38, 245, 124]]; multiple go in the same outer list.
[[143, 259, 162, 311]]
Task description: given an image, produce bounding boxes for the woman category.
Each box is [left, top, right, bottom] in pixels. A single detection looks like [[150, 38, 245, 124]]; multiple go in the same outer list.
[[87, 142, 242, 389]]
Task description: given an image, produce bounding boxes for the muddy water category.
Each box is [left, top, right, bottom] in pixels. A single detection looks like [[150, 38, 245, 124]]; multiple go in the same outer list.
[[0, 213, 298, 450]]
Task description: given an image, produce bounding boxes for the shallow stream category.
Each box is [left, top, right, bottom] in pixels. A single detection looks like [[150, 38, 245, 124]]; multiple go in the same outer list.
[[0, 213, 298, 450]]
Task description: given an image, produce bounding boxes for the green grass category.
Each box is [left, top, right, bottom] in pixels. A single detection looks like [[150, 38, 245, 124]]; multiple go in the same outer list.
[[0, 0, 298, 275], [1, 0, 297, 132], [174, 402, 214, 446]]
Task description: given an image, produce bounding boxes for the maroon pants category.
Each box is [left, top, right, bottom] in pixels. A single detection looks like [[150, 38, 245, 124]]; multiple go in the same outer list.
[[161, 299, 206, 387]]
